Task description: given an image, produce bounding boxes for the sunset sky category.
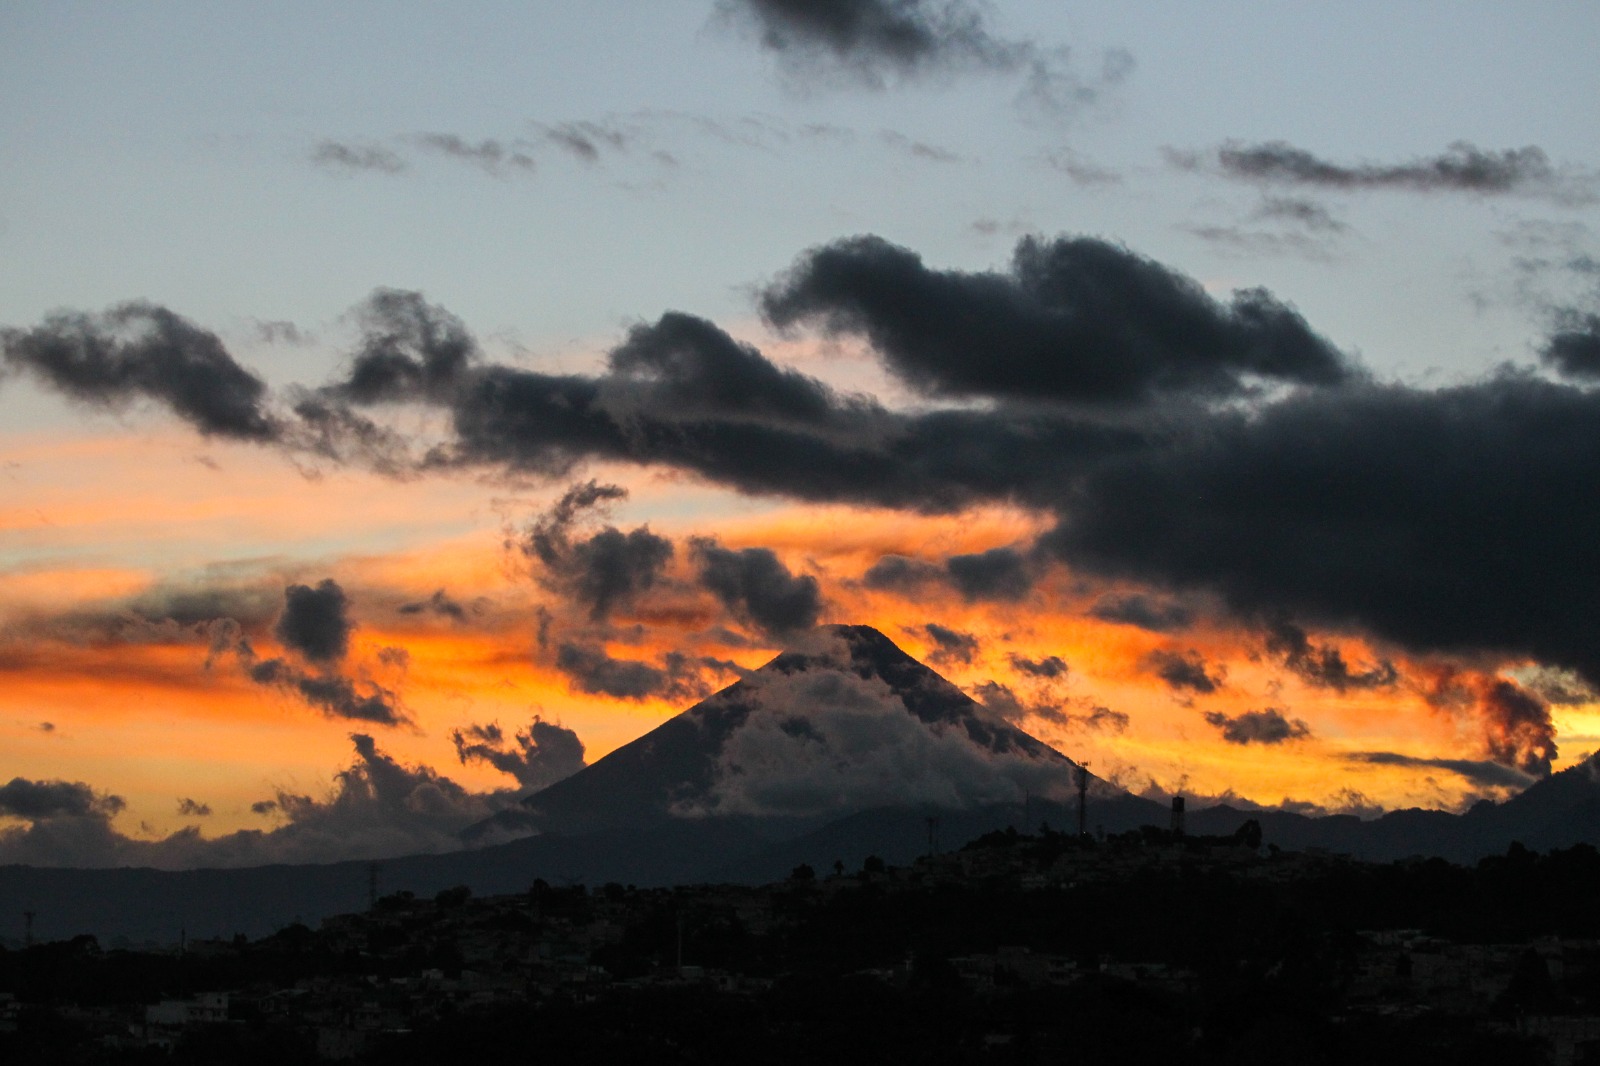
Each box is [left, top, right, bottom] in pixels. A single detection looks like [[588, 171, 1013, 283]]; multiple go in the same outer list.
[[4, 1, 1600, 867]]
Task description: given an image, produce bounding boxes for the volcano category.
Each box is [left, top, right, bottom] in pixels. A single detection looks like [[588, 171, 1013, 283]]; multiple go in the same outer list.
[[497, 624, 1118, 836]]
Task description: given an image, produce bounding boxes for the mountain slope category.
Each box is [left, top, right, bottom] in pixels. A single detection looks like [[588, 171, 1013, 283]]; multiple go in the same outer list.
[[505, 624, 1106, 834]]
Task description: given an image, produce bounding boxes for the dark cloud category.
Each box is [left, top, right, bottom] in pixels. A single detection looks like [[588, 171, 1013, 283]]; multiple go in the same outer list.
[[1008, 653, 1068, 679], [761, 234, 1352, 406], [553, 642, 708, 703], [861, 554, 942, 592], [1253, 196, 1347, 233], [310, 140, 406, 174], [862, 549, 1033, 602], [1079, 705, 1130, 733], [1, 302, 279, 439], [921, 622, 979, 666], [0, 778, 124, 820], [253, 320, 312, 346], [309, 300, 1137, 513], [1204, 707, 1310, 745], [376, 646, 410, 669], [1481, 679, 1555, 777], [714, 0, 1131, 116], [972, 680, 1125, 733], [1265, 618, 1398, 693], [1184, 140, 1593, 204], [176, 798, 212, 818], [523, 483, 675, 622], [716, 0, 1028, 80], [1145, 649, 1222, 695], [451, 716, 587, 791], [24, 243, 1600, 754], [414, 133, 535, 175], [275, 579, 352, 663], [398, 589, 471, 622], [946, 547, 1032, 602], [1044, 374, 1600, 719], [246, 657, 405, 725], [328, 288, 479, 405], [535, 120, 629, 162], [1345, 751, 1536, 791], [36, 722, 55, 734], [603, 310, 853, 427], [0, 734, 536, 868], [690, 538, 823, 637], [1087, 592, 1193, 633], [1543, 311, 1600, 378]]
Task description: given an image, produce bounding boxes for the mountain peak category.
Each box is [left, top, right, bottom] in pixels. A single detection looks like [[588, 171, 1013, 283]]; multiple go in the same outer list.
[[513, 624, 1091, 833]]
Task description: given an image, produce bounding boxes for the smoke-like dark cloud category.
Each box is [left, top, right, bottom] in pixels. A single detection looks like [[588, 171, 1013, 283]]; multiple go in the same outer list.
[[1087, 592, 1193, 633], [0, 735, 536, 869], [414, 133, 536, 175], [328, 288, 479, 405], [553, 643, 708, 703], [1265, 618, 1398, 692], [863, 547, 1033, 603], [451, 716, 587, 791], [14, 237, 1600, 774], [311, 140, 407, 174], [761, 234, 1352, 406], [1480, 679, 1556, 777], [1176, 140, 1596, 205], [0, 778, 124, 820], [714, 0, 1132, 116], [1204, 707, 1310, 745], [1008, 653, 1067, 679], [1145, 649, 1222, 695], [920, 622, 979, 666], [972, 680, 1126, 734], [1, 302, 279, 439], [1044, 373, 1600, 760], [176, 798, 212, 817], [1345, 751, 1536, 791], [535, 120, 629, 162], [524, 483, 675, 622], [398, 589, 471, 622], [690, 538, 823, 637], [604, 310, 854, 427], [247, 657, 405, 725], [275, 579, 352, 663], [1543, 311, 1600, 378], [946, 547, 1032, 601]]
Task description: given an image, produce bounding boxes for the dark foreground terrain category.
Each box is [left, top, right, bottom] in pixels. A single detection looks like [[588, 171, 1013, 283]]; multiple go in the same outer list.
[[6, 823, 1600, 1064]]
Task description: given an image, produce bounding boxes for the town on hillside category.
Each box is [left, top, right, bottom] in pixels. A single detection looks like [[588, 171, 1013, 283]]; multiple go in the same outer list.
[[6, 821, 1600, 1064]]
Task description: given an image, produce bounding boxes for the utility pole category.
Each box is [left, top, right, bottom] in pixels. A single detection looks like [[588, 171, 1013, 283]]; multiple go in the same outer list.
[[23, 910, 34, 948]]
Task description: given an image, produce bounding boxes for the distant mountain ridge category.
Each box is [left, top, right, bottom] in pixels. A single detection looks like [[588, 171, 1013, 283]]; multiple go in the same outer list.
[[7, 625, 1600, 943]]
